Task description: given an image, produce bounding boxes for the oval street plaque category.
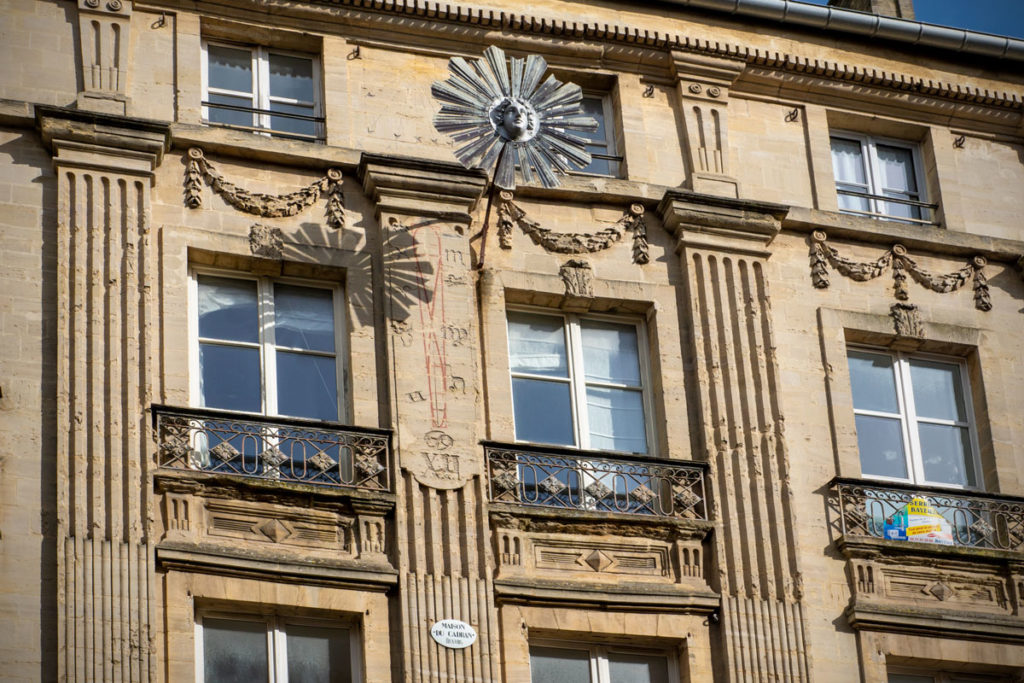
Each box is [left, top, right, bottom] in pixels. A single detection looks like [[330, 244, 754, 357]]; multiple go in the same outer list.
[[429, 619, 477, 649]]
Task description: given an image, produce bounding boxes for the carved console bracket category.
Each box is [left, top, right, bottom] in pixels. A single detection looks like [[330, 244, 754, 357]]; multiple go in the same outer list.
[[75, 0, 132, 114], [497, 191, 649, 264], [185, 148, 346, 230], [810, 230, 991, 311]]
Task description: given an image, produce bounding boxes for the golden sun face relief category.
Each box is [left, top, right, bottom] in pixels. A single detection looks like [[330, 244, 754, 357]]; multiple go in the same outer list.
[[432, 46, 599, 190]]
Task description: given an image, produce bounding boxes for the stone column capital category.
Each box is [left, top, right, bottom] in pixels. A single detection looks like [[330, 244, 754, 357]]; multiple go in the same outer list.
[[37, 105, 171, 176], [670, 51, 746, 98], [357, 153, 488, 222], [658, 189, 787, 256]]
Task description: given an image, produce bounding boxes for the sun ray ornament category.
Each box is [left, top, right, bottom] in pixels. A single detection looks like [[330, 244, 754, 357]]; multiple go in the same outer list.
[[432, 46, 599, 190]]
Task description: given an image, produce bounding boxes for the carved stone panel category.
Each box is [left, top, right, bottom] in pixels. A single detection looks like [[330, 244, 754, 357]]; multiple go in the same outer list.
[[385, 216, 481, 489]]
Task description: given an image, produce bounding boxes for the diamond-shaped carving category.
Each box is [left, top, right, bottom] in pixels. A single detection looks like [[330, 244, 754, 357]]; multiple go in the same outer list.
[[493, 470, 519, 493], [210, 442, 239, 463], [925, 581, 955, 601], [582, 549, 614, 572], [971, 517, 995, 540], [355, 452, 385, 477], [584, 480, 612, 501], [309, 450, 335, 472], [260, 446, 287, 468], [673, 486, 701, 509], [539, 476, 567, 496], [631, 484, 656, 505], [258, 519, 291, 543]]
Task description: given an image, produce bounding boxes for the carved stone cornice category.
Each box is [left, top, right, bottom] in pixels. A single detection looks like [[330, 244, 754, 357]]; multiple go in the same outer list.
[[658, 189, 786, 256], [244, 0, 1024, 115], [357, 152, 488, 220], [36, 105, 171, 174]]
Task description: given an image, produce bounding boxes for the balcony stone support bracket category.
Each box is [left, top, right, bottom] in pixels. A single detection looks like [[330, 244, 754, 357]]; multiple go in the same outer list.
[[38, 106, 170, 682], [659, 189, 812, 680], [671, 51, 746, 199], [74, 0, 133, 115], [358, 154, 501, 682]]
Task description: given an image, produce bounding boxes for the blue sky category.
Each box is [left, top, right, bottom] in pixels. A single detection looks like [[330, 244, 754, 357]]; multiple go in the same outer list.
[[795, 0, 1024, 39]]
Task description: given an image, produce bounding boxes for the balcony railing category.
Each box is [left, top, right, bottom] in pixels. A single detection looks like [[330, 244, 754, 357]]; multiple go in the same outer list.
[[152, 405, 390, 492], [485, 442, 708, 520], [202, 101, 325, 143], [836, 189, 939, 226], [830, 477, 1024, 552]]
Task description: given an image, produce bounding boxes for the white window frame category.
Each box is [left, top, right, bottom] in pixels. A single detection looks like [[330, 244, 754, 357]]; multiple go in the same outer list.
[[848, 346, 981, 490], [830, 130, 928, 223], [529, 639, 678, 683], [201, 39, 322, 139], [507, 307, 654, 455], [574, 92, 621, 178], [188, 268, 347, 421], [195, 609, 362, 683]]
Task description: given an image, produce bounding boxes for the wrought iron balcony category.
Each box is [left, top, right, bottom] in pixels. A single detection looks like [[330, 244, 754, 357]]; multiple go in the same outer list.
[[152, 405, 390, 492], [485, 442, 708, 520], [829, 477, 1024, 553]]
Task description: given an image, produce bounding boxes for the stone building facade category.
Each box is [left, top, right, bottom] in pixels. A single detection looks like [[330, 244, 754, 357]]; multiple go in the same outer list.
[[2, 0, 1024, 681]]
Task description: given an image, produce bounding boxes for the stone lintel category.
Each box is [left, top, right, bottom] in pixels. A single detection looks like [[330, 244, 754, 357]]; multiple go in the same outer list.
[[837, 535, 1024, 568], [489, 503, 713, 542], [846, 602, 1024, 642], [155, 543, 399, 590], [358, 153, 488, 220], [37, 105, 170, 174], [493, 577, 720, 613], [658, 189, 786, 256]]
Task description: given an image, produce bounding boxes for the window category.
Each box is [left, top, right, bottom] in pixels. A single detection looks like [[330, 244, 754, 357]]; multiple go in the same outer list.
[[507, 310, 650, 454], [197, 612, 358, 683], [192, 273, 343, 422], [530, 643, 673, 683], [889, 671, 1006, 683], [830, 132, 929, 223], [576, 94, 621, 176], [847, 349, 980, 488], [202, 41, 322, 141]]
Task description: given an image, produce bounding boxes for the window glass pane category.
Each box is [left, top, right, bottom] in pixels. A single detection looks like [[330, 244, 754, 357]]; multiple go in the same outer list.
[[878, 194, 922, 222], [579, 97, 607, 143], [876, 144, 918, 193], [580, 320, 641, 385], [269, 102, 317, 138], [286, 624, 351, 683], [909, 359, 966, 422], [512, 378, 574, 446], [198, 276, 258, 343], [276, 352, 338, 421], [581, 152, 612, 176], [207, 93, 256, 127], [529, 646, 592, 683], [269, 54, 314, 101], [836, 185, 871, 214], [274, 284, 335, 352], [208, 45, 253, 93], [831, 137, 867, 185], [200, 344, 262, 413], [586, 387, 646, 454], [919, 424, 975, 487], [854, 414, 908, 479], [202, 618, 268, 683], [508, 313, 568, 378], [848, 351, 899, 414], [607, 652, 669, 683]]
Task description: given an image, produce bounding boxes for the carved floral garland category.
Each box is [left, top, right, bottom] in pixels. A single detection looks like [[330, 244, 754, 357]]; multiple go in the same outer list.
[[496, 191, 649, 264], [185, 147, 346, 230], [810, 230, 991, 311]]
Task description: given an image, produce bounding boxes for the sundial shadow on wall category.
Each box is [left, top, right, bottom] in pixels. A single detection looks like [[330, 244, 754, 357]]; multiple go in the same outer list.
[[285, 220, 435, 329], [432, 45, 599, 190]]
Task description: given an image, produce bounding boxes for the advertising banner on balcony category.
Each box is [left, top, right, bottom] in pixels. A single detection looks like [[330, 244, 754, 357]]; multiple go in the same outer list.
[[883, 496, 954, 545]]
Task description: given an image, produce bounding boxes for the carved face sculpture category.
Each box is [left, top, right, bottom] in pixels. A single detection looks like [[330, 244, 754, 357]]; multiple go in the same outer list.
[[491, 97, 538, 142]]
